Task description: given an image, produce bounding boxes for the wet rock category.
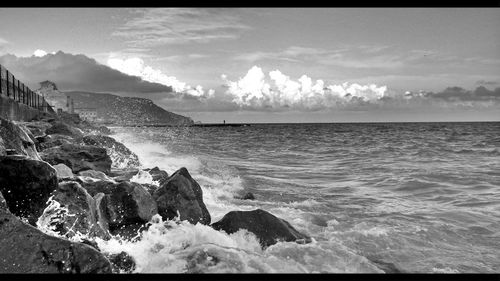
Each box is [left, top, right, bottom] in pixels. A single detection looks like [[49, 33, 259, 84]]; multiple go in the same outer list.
[[39, 181, 109, 239], [0, 192, 7, 210], [105, 182, 157, 231], [153, 167, 211, 225], [110, 169, 140, 182], [0, 207, 112, 273], [20, 121, 52, 137], [0, 155, 58, 225], [235, 192, 255, 200], [78, 169, 114, 182], [147, 166, 169, 185], [211, 209, 311, 248], [79, 180, 116, 196], [38, 134, 76, 151], [108, 251, 136, 273], [45, 121, 83, 138], [80, 135, 140, 169], [40, 143, 112, 174], [52, 163, 74, 180], [0, 117, 41, 160]]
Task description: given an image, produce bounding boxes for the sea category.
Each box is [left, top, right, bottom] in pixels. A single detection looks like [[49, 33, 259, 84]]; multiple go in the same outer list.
[[91, 122, 499, 273]]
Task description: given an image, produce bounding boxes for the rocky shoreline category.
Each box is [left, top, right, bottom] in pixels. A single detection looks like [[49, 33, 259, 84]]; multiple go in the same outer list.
[[0, 112, 311, 273]]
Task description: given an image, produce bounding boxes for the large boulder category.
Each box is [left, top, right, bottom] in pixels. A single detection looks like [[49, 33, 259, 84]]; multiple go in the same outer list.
[[45, 121, 83, 138], [153, 167, 211, 225], [80, 135, 140, 169], [0, 155, 58, 225], [0, 117, 41, 160], [211, 209, 311, 248], [40, 143, 112, 174], [104, 182, 157, 232], [0, 206, 112, 273], [38, 181, 109, 239]]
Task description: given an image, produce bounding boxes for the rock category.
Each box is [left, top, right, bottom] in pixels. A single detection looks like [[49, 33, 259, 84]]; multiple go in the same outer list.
[[0, 136, 5, 156], [211, 209, 311, 248], [0, 117, 41, 160], [52, 163, 74, 180], [368, 258, 403, 273], [40, 143, 112, 174], [0, 207, 112, 273], [45, 121, 83, 138], [96, 126, 112, 135], [79, 180, 116, 196], [147, 167, 169, 185], [0, 192, 7, 210], [80, 135, 140, 169], [105, 182, 157, 232], [108, 251, 136, 273], [38, 181, 109, 239], [235, 192, 255, 200], [153, 167, 210, 225], [78, 169, 114, 182], [20, 121, 52, 137], [38, 134, 76, 151], [0, 155, 58, 225], [110, 169, 140, 182]]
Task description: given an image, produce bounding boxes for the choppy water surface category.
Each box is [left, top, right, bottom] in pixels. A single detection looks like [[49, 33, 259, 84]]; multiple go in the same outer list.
[[103, 122, 500, 273]]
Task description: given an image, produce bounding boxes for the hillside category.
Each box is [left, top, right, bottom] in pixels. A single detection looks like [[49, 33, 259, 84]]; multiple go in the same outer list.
[[65, 91, 193, 126]]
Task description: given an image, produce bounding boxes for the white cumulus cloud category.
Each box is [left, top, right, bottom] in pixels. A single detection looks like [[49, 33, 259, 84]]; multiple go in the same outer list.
[[107, 57, 213, 98], [33, 49, 48, 57], [222, 66, 388, 110]]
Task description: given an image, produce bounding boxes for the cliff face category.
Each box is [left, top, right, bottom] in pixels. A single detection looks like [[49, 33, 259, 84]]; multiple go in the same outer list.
[[65, 91, 193, 126]]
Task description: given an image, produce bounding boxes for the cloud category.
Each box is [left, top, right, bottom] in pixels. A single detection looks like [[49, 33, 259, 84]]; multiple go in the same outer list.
[[0, 51, 174, 95], [221, 66, 388, 110], [113, 8, 251, 47], [33, 49, 48, 57], [107, 57, 214, 98]]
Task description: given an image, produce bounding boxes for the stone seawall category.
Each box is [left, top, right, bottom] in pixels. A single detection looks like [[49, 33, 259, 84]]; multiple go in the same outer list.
[[0, 95, 41, 121]]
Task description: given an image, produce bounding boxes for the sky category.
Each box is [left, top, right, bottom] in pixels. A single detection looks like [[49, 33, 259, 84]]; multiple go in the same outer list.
[[0, 8, 499, 123]]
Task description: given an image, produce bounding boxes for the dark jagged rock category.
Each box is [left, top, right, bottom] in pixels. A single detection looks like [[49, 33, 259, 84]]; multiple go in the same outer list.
[[153, 167, 211, 225], [147, 167, 169, 185], [80, 135, 140, 169], [38, 134, 76, 151], [105, 182, 157, 231], [211, 209, 311, 248], [235, 192, 255, 200], [40, 181, 109, 239], [0, 155, 58, 225], [46, 121, 84, 138], [0, 117, 41, 160], [40, 143, 112, 174], [108, 251, 136, 273], [96, 126, 112, 135], [0, 207, 112, 273], [20, 121, 52, 137], [79, 180, 116, 196]]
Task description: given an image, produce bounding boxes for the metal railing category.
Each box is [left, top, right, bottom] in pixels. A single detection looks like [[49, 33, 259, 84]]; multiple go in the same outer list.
[[0, 64, 53, 113]]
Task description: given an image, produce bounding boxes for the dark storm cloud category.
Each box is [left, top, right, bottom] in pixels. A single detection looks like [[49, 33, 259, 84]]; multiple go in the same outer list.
[[427, 86, 500, 102], [0, 51, 174, 95]]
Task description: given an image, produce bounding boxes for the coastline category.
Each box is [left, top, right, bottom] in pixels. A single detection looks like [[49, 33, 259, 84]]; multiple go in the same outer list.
[[0, 113, 312, 273]]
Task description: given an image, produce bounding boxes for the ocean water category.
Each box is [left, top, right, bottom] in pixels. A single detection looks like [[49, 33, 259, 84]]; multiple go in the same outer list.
[[89, 122, 499, 273]]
